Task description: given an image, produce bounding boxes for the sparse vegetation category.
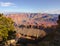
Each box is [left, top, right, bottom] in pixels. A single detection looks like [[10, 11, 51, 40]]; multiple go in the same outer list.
[[0, 13, 60, 46]]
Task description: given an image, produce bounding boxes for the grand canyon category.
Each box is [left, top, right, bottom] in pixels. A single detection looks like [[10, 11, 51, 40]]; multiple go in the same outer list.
[[0, 0, 60, 46], [6, 13, 58, 27]]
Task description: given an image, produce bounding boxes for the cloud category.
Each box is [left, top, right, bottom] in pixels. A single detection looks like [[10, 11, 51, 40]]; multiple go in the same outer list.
[[0, 2, 15, 7]]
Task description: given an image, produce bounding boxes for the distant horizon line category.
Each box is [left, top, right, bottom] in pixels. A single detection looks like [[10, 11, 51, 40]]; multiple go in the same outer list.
[[0, 12, 60, 14]]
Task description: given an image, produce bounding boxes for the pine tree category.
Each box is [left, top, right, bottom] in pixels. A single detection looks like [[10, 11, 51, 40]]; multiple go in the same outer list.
[[0, 13, 16, 42]]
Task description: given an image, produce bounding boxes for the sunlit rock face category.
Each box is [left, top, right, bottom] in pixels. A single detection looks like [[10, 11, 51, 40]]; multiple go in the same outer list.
[[6, 13, 58, 27]]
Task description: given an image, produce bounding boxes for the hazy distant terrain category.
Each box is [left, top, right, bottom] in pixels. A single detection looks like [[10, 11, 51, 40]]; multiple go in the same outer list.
[[6, 13, 58, 27]]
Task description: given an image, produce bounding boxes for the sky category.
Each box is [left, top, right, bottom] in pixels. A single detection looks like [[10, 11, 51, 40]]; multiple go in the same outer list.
[[0, 0, 60, 13]]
